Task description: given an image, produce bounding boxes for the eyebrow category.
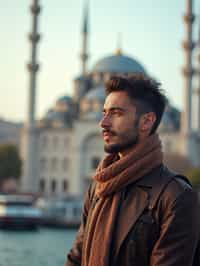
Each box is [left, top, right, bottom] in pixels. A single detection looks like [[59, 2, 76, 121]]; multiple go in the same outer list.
[[103, 106, 127, 113]]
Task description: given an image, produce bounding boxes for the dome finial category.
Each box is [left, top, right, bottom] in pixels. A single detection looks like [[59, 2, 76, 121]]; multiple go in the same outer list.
[[82, 0, 89, 34], [80, 0, 89, 75], [115, 32, 122, 55]]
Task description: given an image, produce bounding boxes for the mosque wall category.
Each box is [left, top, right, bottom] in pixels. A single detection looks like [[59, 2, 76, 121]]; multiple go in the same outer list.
[[37, 128, 72, 197]]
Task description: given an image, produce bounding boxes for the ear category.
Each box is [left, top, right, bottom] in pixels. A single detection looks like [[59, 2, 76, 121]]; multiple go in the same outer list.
[[139, 112, 156, 134]]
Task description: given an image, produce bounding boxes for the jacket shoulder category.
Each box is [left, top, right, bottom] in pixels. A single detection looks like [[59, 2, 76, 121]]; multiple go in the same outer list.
[[161, 167, 193, 203], [159, 169, 198, 212], [147, 165, 194, 210]]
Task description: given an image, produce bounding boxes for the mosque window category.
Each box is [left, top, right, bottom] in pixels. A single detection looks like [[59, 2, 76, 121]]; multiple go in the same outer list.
[[40, 158, 47, 171], [39, 178, 45, 193], [64, 137, 68, 148], [62, 158, 68, 171], [63, 179, 69, 192], [91, 156, 100, 170], [53, 136, 59, 150], [41, 135, 48, 149], [51, 158, 57, 171], [51, 179, 56, 193]]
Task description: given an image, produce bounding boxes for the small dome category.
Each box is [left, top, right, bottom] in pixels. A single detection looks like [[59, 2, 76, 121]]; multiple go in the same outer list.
[[43, 110, 73, 127], [80, 86, 106, 121], [84, 86, 106, 101], [56, 95, 72, 104], [92, 54, 146, 74], [82, 111, 103, 121], [159, 105, 180, 132], [45, 110, 65, 121], [74, 75, 88, 81]]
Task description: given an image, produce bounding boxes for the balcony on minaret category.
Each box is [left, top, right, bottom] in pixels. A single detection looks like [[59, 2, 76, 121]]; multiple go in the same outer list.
[[182, 40, 195, 51], [183, 14, 195, 24], [31, 3, 41, 15], [182, 66, 195, 77], [28, 33, 40, 43], [80, 53, 88, 61], [27, 63, 39, 73]]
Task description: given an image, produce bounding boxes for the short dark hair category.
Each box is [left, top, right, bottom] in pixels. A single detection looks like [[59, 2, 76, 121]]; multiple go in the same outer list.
[[105, 73, 167, 133]]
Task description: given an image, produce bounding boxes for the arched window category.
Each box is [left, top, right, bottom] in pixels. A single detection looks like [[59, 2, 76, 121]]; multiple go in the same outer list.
[[51, 158, 57, 171], [40, 158, 47, 171], [39, 178, 45, 193], [63, 179, 69, 192], [62, 158, 68, 171], [53, 136, 59, 150], [51, 179, 57, 193], [63, 137, 68, 148], [41, 135, 48, 149]]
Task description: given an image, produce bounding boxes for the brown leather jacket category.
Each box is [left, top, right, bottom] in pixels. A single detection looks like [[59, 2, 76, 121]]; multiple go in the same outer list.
[[66, 165, 200, 266]]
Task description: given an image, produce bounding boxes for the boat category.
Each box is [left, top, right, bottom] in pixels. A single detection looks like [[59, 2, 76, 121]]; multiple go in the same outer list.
[[38, 196, 83, 229], [0, 193, 42, 230]]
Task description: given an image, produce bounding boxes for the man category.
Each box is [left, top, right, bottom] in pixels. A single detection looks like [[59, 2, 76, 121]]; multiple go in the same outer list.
[[66, 74, 200, 266]]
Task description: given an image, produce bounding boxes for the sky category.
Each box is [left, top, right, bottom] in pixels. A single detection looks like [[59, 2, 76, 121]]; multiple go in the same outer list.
[[0, 0, 199, 122]]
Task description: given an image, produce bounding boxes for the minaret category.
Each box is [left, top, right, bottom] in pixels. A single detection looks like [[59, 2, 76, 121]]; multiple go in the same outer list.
[[182, 0, 195, 134], [80, 0, 89, 75], [197, 17, 200, 130], [23, 0, 41, 192]]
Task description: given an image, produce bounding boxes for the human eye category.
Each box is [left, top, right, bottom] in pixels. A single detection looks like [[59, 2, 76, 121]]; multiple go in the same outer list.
[[111, 109, 122, 116]]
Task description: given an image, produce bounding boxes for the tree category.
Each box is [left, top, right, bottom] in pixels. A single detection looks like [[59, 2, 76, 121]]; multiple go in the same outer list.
[[0, 143, 22, 183], [186, 168, 200, 189]]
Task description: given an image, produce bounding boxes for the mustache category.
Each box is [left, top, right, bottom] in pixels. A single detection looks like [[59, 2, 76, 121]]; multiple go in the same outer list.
[[102, 129, 117, 136]]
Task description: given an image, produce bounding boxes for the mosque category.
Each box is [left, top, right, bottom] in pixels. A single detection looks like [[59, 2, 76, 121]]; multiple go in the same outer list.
[[21, 0, 200, 197]]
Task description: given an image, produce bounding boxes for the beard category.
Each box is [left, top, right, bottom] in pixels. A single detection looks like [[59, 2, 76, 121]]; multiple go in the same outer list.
[[104, 132, 139, 154], [103, 116, 140, 154]]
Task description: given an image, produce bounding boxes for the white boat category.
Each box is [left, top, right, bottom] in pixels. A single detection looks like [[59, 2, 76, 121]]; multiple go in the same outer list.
[[0, 193, 42, 230], [38, 196, 83, 229]]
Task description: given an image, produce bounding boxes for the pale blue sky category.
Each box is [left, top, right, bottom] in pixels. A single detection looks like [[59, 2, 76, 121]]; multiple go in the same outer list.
[[0, 0, 199, 122]]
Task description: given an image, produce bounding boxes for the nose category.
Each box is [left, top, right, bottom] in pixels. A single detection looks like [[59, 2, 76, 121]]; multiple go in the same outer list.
[[99, 114, 111, 129]]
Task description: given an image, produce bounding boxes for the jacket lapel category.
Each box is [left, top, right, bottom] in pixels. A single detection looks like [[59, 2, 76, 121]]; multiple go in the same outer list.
[[114, 186, 149, 259]]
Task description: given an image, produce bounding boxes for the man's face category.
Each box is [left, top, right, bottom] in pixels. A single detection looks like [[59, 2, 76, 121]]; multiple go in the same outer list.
[[99, 91, 140, 154]]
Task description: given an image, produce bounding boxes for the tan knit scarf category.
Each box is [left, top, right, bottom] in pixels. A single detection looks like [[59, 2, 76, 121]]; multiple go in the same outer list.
[[82, 134, 163, 266]]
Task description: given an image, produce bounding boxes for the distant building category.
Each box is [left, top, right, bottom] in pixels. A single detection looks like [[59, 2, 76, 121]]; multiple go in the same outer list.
[[0, 118, 22, 145], [21, 0, 200, 197]]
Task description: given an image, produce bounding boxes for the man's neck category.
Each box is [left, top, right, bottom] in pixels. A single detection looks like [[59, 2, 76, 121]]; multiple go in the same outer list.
[[118, 135, 148, 158]]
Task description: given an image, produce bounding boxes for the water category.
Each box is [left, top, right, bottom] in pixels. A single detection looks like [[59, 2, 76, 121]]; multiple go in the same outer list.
[[0, 228, 77, 266]]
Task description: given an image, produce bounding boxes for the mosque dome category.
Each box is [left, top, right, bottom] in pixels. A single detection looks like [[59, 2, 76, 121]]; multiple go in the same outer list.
[[80, 86, 106, 121], [84, 86, 106, 101], [92, 54, 146, 74], [56, 95, 73, 104], [41, 95, 75, 127], [54, 95, 73, 113], [159, 105, 180, 132]]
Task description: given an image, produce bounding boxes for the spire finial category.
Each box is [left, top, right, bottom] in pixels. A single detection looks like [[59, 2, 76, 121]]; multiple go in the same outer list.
[[115, 32, 122, 55], [80, 0, 89, 75], [83, 0, 89, 34]]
